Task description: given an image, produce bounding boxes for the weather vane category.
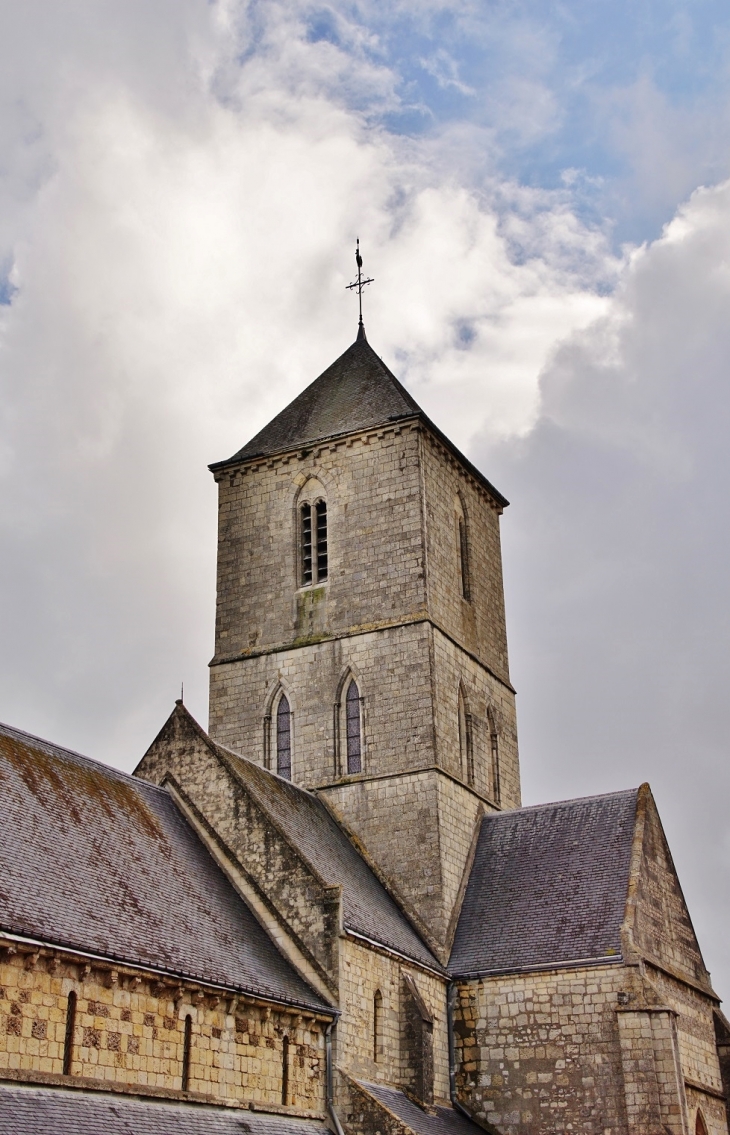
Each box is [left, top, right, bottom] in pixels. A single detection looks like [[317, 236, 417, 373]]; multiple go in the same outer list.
[[345, 238, 374, 332]]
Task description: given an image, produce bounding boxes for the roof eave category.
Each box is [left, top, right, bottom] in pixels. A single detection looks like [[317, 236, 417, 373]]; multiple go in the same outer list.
[[209, 414, 509, 510]]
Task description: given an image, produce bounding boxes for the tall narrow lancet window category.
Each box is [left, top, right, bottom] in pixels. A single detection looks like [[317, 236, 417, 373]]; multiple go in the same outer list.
[[458, 688, 473, 785], [316, 500, 328, 581], [301, 504, 313, 585], [373, 990, 383, 1062], [346, 679, 362, 774], [277, 695, 292, 780], [458, 518, 470, 600], [696, 1112, 708, 1135]]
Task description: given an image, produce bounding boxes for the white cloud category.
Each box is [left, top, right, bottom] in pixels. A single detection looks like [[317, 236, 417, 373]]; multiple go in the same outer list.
[[482, 176, 730, 999]]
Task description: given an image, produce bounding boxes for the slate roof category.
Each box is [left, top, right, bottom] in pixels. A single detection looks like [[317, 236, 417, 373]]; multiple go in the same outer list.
[[213, 333, 420, 466], [358, 1081, 484, 1135], [210, 332, 508, 508], [450, 789, 638, 977], [0, 1084, 330, 1135], [0, 721, 329, 1011], [222, 747, 443, 973]]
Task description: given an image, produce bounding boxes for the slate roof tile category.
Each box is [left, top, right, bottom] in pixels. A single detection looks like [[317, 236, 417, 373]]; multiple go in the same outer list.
[[221, 749, 443, 973], [358, 1081, 484, 1135], [209, 334, 507, 507], [0, 1084, 330, 1135], [0, 721, 329, 1011], [450, 789, 638, 976]]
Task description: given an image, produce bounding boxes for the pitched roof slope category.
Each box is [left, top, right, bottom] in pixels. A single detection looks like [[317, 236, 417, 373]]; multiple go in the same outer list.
[[358, 1082, 485, 1135], [450, 789, 638, 977], [0, 1084, 330, 1135], [222, 746, 442, 972], [0, 721, 329, 1010], [214, 334, 421, 467]]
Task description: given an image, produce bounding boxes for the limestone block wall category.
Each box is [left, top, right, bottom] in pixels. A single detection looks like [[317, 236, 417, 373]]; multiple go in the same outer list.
[[420, 431, 510, 684], [336, 937, 449, 1104], [0, 951, 326, 1112], [209, 623, 436, 786], [454, 965, 631, 1135], [647, 965, 728, 1134], [321, 769, 484, 956], [212, 425, 426, 663], [454, 964, 729, 1135], [431, 626, 520, 809]]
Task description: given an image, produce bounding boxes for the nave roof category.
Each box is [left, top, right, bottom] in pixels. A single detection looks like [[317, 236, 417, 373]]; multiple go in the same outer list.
[[0, 720, 329, 1012]]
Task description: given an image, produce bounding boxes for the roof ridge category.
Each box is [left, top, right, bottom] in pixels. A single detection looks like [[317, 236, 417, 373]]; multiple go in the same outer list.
[[0, 719, 168, 795], [491, 787, 639, 818]]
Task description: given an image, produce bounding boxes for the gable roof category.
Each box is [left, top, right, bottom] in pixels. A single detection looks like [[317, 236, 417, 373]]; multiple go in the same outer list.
[[209, 331, 508, 508], [0, 721, 329, 1012], [450, 789, 638, 977], [220, 744, 443, 973], [0, 1083, 331, 1135]]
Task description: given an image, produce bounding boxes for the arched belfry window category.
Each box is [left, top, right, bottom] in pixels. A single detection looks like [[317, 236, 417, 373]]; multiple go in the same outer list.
[[455, 496, 470, 602], [299, 482, 328, 587], [276, 694, 292, 780], [695, 1111, 708, 1135], [346, 679, 362, 774]]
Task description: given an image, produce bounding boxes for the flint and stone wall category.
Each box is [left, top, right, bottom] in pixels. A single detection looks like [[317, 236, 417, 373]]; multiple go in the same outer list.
[[0, 951, 325, 1111]]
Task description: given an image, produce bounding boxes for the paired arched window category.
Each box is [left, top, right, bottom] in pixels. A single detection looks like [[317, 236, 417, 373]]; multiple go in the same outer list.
[[300, 498, 327, 586], [373, 989, 383, 1062], [276, 694, 292, 780], [346, 679, 362, 774]]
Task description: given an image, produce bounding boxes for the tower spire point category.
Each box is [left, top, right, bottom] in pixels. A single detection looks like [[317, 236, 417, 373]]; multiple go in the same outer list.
[[346, 237, 373, 338]]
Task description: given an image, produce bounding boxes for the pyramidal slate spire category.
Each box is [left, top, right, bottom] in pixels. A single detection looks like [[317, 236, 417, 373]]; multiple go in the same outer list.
[[211, 332, 423, 468]]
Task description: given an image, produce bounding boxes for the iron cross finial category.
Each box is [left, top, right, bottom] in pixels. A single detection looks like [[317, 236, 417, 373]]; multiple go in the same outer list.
[[346, 238, 374, 331]]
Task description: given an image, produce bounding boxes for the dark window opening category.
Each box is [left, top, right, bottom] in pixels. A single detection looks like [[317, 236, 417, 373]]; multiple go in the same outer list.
[[182, 1014, 192, 1091], [458, 516, 470, 601], [373, 990, 383, 1062], [277, 695, 292, 781], [346, 679, 362, 774], [301, 504, 312, 585], [316, 500, 328, 581], [63, 990, 77, 1076], [282, 1034, 290, 1105], [458, 691, 473, 786]]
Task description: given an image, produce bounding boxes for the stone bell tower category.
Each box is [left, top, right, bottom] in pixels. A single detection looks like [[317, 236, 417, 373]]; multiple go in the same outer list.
[[208, 324, 520, 962]]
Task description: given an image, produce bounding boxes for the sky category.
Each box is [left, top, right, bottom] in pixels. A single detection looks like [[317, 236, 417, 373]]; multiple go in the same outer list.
[[2, 0, 730, 994]]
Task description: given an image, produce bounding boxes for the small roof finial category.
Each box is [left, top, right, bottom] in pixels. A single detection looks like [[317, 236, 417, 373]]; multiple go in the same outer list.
[[345, 238, 373, 339]]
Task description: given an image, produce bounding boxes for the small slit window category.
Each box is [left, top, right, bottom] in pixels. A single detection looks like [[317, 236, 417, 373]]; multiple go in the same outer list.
[[455, 497, 470, 601], [277, 694, 292, 780], [346, 679, 362, 774], [282, 1034, 290, 1105], [63, 990, 77, 1076], [182, 1014, 192, 1091], [373, 989, 383, 1062]]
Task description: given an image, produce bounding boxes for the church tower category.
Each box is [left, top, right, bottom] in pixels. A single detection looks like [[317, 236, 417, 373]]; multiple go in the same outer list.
[[208, 324, 520, 961]]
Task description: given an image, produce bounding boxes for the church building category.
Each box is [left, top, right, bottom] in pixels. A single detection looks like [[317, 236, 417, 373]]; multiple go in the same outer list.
[[0, 311, 728, 1135]]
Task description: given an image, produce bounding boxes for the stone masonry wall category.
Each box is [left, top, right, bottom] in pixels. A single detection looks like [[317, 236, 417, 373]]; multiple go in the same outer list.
[[209, 622, 435, 787], [420, 430, 510, 685], [431, 626, 520, 809], [455, 964, 631, 1135], [211, 425, 426, 665], [321, 768, 484, 957], [336, 937, 449, 1104], [0, 950, 325, 1112]]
